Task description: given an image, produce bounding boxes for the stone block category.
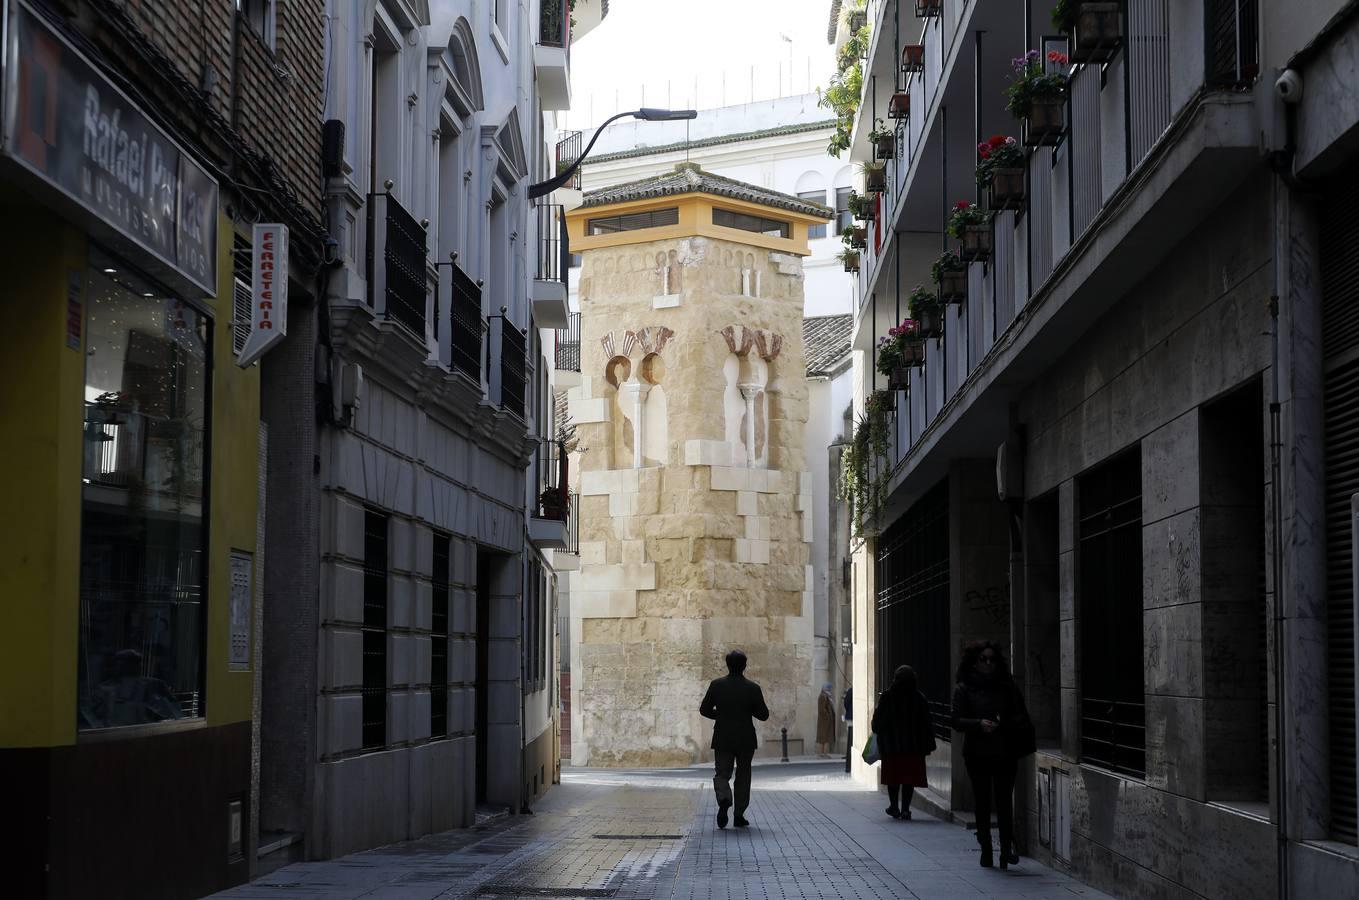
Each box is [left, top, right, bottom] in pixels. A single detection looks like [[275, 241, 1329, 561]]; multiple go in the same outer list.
[[387, 689, 410, 744], [326, 694, 362, 754], [683, 440, 731, 466], [324, 560, 365, 624], [326, 628, 363, 690], [1143, 509, 1202, 609], [581, 467, 640, 496], [570, 396, 610, 424], [575, 590, 638, 618], [609, 492, 640, 517], [579, 540, 608, 566], [389, 574, 414, 629], [410, 690, 432, 743], [389, 633, 412, 686], [577, 563, 656, 592], [710, 466, 751, 492], [736, 491, 758, 516], [801, 511, 813, 543], [1058, 479, 1075, 553], [1145, 603, 1203, 696], [744, 516, 768, 540], [653, 293, 682, 309], [751, 540, 770, 564], [1059, 550, 1076, 620]]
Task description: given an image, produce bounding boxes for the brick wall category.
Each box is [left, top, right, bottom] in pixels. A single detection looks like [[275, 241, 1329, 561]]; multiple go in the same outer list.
[[100, 0, 324, 217]]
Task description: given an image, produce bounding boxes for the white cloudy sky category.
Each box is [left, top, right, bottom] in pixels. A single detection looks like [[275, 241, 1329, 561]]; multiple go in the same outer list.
[[562, 0, 838, 132]]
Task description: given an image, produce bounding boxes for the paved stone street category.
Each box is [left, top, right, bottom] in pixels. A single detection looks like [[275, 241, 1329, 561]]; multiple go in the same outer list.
[[213, 762, 1114, 900]]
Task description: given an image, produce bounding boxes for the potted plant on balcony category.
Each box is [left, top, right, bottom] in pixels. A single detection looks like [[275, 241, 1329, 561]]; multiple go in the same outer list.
[[948, 200, 992, 262], [1054, 0, 1123, 64], [1006, 49, 1069, 146], [838, 247, 861, 273], [844, 224, 867, 250], [849, 190, 876, 223], [818, 13, 869, 155], [976, 134, 1026, 210], [902, 43, 925, 73], [932, 249, 967, 303], [863, 161, 887, 193], [847, 3, 867, 35], [839, 396, 892, 541], [870, 119, 896, 160], [915, 0, 942, 17], [539, 485, 569, 521], [889, 90, 911, 119], [908, 285, 943, 337], [877, 318, 925, 390]]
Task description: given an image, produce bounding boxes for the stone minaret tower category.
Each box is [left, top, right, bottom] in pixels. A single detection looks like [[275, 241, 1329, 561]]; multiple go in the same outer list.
[[563, 163, 832, 766]]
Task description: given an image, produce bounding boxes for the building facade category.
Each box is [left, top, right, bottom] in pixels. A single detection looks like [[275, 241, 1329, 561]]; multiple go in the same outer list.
[[0, 0, 325, 897], [561, 165, 830, 765], [835, 0, 1359, 898], [557, 98, 858, 765], [256, 0, 596, 866]]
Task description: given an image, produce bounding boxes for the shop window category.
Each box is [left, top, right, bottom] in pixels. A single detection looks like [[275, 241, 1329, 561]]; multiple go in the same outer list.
[[78, 255, 209, 730], [362, 509, 389, 749], [431, 531, 450, 739], [1077, 446, 1145, 777]]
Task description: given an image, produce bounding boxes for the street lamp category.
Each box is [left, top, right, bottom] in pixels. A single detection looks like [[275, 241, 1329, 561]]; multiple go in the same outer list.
[[528, 107, 698, 200]]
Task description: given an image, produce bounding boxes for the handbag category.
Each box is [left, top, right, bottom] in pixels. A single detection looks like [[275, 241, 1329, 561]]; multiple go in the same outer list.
[[861, 732, 881, 765]]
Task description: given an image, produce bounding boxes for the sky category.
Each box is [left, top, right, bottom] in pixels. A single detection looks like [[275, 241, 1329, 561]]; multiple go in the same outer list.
[[561, 0, 839, 133]]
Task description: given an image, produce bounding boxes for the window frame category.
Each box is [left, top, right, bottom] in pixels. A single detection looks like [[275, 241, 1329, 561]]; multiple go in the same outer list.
[[798, 190, 828, 240], [711, 207, 791, 239], [362, 508, 389, 750], [586, 207, 680, 236], [237, 0, 276, 52]]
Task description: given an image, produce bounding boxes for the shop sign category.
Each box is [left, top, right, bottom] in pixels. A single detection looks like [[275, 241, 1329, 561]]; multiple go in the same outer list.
[[1, 1, 218, 294], [237, 223, 287, 367]]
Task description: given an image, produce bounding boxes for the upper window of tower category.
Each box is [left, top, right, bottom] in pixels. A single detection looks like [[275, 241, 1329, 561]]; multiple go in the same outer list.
[[587, 207, 679, 235], [712, 208, 790, 239]]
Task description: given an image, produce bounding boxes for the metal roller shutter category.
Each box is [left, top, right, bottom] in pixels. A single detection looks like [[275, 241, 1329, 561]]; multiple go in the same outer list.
[[1322, 172, 1359, 844]]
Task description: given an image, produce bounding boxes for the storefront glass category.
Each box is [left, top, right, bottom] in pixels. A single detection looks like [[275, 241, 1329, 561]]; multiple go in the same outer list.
[[77, 251, 210, 730]]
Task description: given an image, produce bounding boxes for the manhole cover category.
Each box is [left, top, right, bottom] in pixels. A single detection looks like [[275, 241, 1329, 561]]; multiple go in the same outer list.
[[476, 889, 618, 898], [591, 834, 683, 840]]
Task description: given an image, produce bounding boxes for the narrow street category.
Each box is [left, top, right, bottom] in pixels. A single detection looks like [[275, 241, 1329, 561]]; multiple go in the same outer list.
[[213, 762, 1110, 900]]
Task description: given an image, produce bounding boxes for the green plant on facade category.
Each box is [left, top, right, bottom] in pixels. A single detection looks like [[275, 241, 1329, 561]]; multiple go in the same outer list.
[[975, 134, 1025, 185], [946, 200, 988, 238], [908, 285, 940, 320], [818, 10, 872, 157], [876, 318, 920, 377], [1050, 0, 1077, 32], [931, 249, 965, 283], [837, 390, 893, 542]]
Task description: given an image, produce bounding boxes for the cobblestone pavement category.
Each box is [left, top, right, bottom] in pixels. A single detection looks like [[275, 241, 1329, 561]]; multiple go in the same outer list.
[[212, 761, 1115, 900]]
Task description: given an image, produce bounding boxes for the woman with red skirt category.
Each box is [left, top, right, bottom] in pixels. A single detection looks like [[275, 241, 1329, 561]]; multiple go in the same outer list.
[[871, 665, 937, 819]]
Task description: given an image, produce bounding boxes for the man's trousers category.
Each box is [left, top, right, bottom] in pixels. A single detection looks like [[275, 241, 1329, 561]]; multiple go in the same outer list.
[[713, 748, 755, 813]]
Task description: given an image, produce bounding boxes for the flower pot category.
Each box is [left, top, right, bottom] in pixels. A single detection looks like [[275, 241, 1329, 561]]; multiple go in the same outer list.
[[851, 227, 867, 249], [866, 167, 886, 192], [848, 10, 867, 33], [1024, 95, 1066, 147], [901, 44, 925, 73], [1070, 2, 1122, 64], [959, 222, 993, 262], [988, 167, 1026, 211], [874, 133, 896, 160], [888, 366, 911, 390], [938, 269, 967, 303], [843, 253, 861, 273], [889, 91, 911, 119], [858, 203, 876, 224], [915, 0, 942, 17], [903, 339, 926, 365], [915, 307, 941, 338]]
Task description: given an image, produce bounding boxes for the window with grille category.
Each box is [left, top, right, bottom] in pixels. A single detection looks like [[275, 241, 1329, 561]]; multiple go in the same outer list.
[[587, 207, 679, 235], [362, 509, 389, 750], [798, 191, 828, 239], [875, 479, 952, 738], [431, 532, 450, 739], [712, 208, 790, 239], [1077, 447, 1145, 778], [232, 234, 252, 355]]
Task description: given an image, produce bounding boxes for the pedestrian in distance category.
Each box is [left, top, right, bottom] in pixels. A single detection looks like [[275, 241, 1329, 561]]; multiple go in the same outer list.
[[699, 649, 771, 829], [816, 682, 836, 757], [870, 665, 936, 820], [951, 641, 1035, 870]]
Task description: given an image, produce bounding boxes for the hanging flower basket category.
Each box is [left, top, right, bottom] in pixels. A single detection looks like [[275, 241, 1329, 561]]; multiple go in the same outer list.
[[959, 223, 993, 262], [848, 10, 867, 34], [851, 227, 867, 249], [842, 250, 861, 273], [1063, 1, 1123, 64], [865, 165, 887, 192], [932, 250, 967, 304], [873, 128, 896, 160], [1024, 96, 1067, 147], [915, 0, 942, 17], [877, 319, 924, 383], [889, 91, 911, 119], [888, 367, 911, 390], [902, 44, 925, 73], [988, 168, 1026, 210], [907, 285, 942, 339]]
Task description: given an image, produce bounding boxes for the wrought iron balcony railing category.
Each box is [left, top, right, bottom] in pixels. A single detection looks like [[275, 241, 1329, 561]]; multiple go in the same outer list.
[[556, 311, 581, 372], [535, 202, 569, 286], [500, 323, 528, 420], [443, 259, 484, 380], [555, 130, 582, 190], [366, 189, 428, 339], [540, 0, 570, 50]]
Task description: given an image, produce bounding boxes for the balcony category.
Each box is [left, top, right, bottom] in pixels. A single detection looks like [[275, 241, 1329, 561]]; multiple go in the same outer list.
[[535, 0, 571, 110], [499, 322, 528, 421], [848, 0, 1261, 510], [531, 203, 570, 328], [556, 131, 583, 191], [434, 256, 484, 382], [365, 190, 429, 342], [554, 311, 582, 392], [530, 441, 577, 553]]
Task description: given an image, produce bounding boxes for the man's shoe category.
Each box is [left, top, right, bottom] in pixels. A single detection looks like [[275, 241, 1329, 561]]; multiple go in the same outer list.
[[734, 815, 750, 827], [717, 801, 730, 829]]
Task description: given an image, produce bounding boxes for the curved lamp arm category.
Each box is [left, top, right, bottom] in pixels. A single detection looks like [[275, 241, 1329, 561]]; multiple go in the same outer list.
[[528, 108, 697, 201]]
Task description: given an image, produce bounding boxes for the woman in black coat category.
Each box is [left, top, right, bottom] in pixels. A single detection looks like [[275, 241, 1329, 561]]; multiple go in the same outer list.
[[951, 641, 1033, 869], [871, 665, 936, 819]]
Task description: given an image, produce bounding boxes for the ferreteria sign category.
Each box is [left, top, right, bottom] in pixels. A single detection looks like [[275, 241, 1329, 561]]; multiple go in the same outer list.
[[237, 223, 288, 367], [1, 0, 218, 295]]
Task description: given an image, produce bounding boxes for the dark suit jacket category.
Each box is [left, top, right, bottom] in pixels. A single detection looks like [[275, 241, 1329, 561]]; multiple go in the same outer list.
[[699, 674, 770, 752]]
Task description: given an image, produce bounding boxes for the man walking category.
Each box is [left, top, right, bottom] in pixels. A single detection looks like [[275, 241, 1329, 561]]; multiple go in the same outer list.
[[699, 649, 770, 829]]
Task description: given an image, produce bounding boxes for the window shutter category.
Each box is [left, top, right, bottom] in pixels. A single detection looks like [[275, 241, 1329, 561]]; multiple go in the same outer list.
[[1322, 173, 1359, 844]]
